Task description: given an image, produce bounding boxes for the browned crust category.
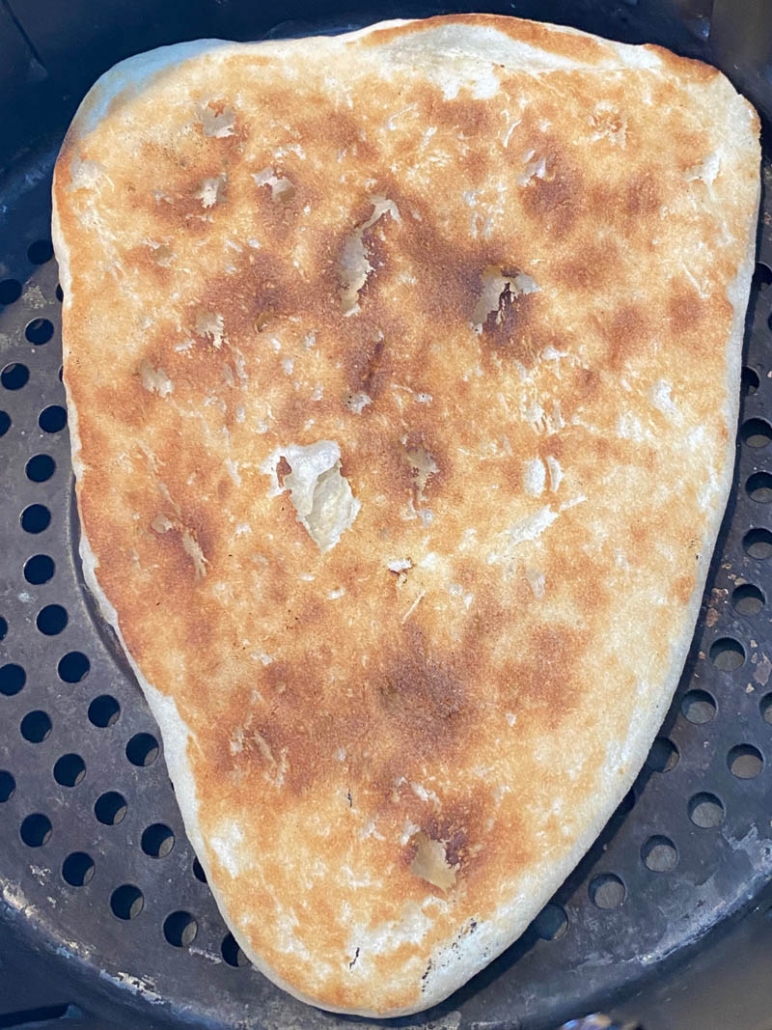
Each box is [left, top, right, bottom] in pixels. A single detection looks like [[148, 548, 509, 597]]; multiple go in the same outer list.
[[53, 14, 760, 1017]]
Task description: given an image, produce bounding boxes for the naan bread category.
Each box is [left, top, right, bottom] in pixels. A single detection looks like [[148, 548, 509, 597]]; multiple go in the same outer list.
[[52, 14, 760, 1017]]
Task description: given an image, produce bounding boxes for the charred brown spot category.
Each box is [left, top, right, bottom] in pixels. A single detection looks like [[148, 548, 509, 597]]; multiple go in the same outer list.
[[625, 171, 661, 217], [193, 250, 288, 342], [555, 239, 622, 292], [576, 366, 601, 399], [438, 98, 494, 141], [276, 456, 292, 486], [443, 826, 469, 869], [502, 623, 588, 730], [409, 810, 473, 871], [521, 162, 582, 238], [377, 624, 468, 750], [363, 337, 387, 393], [674, 573, 696, 605], [630, 519, 653, 559], [123, 243, 174, 284], [543, 433, 565, 460], [604, 304, 651, 371], [347, 335, 390, 400], [668, 283, 705, 337]]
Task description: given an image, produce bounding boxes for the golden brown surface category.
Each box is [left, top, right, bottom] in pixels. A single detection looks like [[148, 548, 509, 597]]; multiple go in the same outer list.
[[53, 15, 760, 1016]]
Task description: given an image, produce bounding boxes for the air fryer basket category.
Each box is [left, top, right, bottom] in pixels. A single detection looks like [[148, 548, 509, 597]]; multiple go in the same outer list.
[[2, 2, 772, 1029]]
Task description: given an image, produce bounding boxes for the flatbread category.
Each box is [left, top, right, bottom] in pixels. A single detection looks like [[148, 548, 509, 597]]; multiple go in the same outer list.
[[52, 14, 760, 1017]]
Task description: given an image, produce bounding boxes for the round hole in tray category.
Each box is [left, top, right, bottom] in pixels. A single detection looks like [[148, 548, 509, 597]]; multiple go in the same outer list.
[[126, 732, 159, 767], [20, 813, 52, 848], [20, 710, 52, 744], [742, 366, 761, 396], [0, 770, 16, 803], [0, 410, 10, 437], [744, 528, 772, 560], [25, 318, 54, 346], [0, 279, 22, 305], [0, 617, 6, 642], [532, 903, 568, 941], [111, 885, 144, 920], [641, 835, 678, 873], [709, 637, 745, 671], [589, 873, 626, 910], [192, 858, 207, 884], [754, 262, 772, 290], [163, 911, 198, 948], [24, 554, 54, 585], [732, 583, 765, 615], [53, 753, 85, 788], [62, 851, 94, 887], [95, 791, 127, 826], [88, 694, 120, 728], [746, 472, 772, 504], [58, 651, 90, 684], [645, 736, 680, 773], [221, 933, 249, 968], [141, 823, 175, 859], [27, 239, 54, 265], [688, 792, 725, 828], [0, 663, 26, 697], [741, 418, 772, 449], [760, 694, 772, 724], [55, 284, 64, 302], [728, 744, 764, 779], [21, 504, 50, 534], [681, 689, 717, 724], [1, 362, 29, 390], [36, 604, 68, 636], [25, 453, 55, 482], [38, 405, 66, 433]]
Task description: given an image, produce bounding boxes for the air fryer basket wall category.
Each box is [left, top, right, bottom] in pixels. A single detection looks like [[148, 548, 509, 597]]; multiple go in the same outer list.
[[1, 2, 772, 1029]]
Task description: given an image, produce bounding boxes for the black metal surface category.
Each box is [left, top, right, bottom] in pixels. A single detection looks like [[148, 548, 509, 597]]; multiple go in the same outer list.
[[2, 2, 772, 1029]]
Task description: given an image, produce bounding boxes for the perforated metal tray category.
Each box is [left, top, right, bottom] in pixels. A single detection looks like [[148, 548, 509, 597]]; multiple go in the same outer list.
[[2, 3, 772, 1029]]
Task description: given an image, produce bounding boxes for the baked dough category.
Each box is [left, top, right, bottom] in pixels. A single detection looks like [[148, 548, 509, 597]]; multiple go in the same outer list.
[[52, 14, 760, 1016]]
